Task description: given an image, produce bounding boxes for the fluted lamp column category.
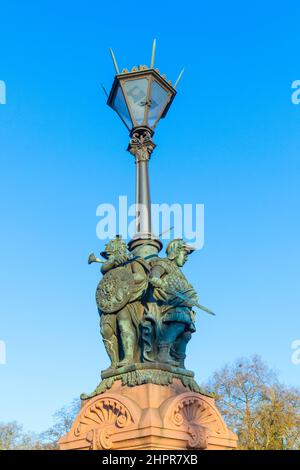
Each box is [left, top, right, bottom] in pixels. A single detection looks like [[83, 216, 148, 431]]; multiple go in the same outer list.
[[127, 126, 156, 246]]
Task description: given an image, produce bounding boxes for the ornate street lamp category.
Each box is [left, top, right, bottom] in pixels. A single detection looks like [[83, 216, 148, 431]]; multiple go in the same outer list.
[[106, 40, 183, 256]]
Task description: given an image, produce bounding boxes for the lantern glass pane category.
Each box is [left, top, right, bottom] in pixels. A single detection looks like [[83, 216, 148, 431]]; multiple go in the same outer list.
[[123, 78, 149, 125], [148, 80, 169, 128], [112, 84, 133, 129]]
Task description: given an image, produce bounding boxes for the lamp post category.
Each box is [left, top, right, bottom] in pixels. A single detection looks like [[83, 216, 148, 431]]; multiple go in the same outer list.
[[106, 41, 181, 256], [59, 42, 239, 452]]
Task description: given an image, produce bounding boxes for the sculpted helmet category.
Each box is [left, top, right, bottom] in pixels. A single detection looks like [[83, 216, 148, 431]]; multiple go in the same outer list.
[[100, 235, 129, 260], [165, 239, 195, 260]]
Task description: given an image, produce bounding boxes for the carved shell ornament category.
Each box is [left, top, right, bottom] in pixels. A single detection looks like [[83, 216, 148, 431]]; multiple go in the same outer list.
[[74, 398, 134, 449], [172, 397, 223, 434], [167, 395, 230, 449], [96, 266, 134, 314]]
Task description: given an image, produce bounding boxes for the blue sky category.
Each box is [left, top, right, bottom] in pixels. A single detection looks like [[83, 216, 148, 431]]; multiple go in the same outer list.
[[0, 0, 299, 432]]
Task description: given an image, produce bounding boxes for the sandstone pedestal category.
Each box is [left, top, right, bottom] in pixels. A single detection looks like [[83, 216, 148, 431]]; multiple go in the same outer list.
[[59, 379, 237, 450]]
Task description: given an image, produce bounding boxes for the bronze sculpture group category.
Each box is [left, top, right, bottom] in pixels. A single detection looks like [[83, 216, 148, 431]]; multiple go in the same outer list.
[[89, 236, 199, 372]]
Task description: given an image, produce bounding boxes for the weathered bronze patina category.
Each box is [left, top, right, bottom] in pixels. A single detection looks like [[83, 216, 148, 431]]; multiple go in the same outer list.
[[83, 45, 214, 398], [59, 42, 238, 452], [84, 234, 214, 398]]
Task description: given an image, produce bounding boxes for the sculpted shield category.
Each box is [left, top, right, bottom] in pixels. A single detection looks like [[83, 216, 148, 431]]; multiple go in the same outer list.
[[96, 266, 134, 314]]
